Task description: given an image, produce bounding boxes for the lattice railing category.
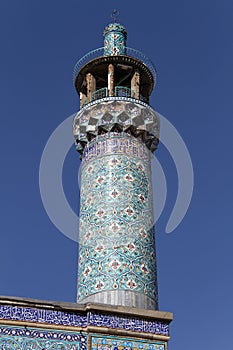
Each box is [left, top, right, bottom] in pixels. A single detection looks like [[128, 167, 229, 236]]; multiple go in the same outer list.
[[114, 86, 133, 98], [91, 87, 108, 101], [82, 87, 148, 105]]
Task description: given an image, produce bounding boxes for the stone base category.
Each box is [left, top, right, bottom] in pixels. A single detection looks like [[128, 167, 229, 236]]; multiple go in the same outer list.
[[80, 290, 157, 310], [0, 296, 173, 349]]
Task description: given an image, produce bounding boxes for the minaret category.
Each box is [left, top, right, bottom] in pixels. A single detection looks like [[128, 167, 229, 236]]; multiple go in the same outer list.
[[73, 20, 160, 310], [0, 17, 172, 350]]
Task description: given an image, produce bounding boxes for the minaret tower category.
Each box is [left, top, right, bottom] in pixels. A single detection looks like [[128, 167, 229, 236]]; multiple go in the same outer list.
[[0, 15, 172, 350], [73, 19, 160, 310]]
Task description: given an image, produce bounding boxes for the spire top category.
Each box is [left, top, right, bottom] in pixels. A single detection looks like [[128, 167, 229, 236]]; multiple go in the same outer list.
[[111, 9, 120, 23]]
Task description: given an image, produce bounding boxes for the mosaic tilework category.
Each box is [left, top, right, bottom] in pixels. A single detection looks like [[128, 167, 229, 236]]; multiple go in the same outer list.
[[91, 335, 165, 350], [78, 135, 158, 305], [0, 325, 86, 349], [0, 304, 169, 336], [103, 23, 127, 56], [73, 98, 160, 154]]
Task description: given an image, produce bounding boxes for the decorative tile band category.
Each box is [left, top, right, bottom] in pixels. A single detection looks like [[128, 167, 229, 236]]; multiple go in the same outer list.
[[0, 305, 169, 336], [0, 325, 86, 350], [0, 304, 87, 327], [91, 335, 165, 350], [88, 312, 169, 336], [82, 134, 152, 166]]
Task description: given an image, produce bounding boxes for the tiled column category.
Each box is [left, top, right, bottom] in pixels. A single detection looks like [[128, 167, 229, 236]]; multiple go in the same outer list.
[[77, 134, 158, 309]]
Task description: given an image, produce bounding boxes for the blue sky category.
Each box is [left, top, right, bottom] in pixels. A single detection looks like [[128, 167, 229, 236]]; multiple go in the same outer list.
[[0, 0, 232, 349]]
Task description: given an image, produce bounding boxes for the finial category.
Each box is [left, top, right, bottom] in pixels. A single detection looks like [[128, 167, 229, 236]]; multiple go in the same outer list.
[[111, 9, 120, 23]]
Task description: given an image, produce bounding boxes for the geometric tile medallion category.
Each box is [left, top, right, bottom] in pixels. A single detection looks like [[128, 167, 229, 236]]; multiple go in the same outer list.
[[78, 135, 158, 304]]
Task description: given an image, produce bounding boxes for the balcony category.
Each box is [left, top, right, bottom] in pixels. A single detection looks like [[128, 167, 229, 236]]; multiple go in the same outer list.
[[73, 47, 157, 86]]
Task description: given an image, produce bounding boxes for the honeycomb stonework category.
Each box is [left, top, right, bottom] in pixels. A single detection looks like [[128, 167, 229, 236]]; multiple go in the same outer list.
[[73, 98, 160, 155]]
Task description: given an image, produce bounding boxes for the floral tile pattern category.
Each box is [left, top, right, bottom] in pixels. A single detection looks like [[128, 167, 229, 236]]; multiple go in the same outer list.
[[78, 135, 158, 305], [0, 325, 86, 350]]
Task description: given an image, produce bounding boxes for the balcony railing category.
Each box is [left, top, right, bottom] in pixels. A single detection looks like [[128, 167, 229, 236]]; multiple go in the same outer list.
[[114, 86, 133, 98], [82, 86, 147, 106], [73, 47, 157, 85], [91, 87, 108, 101]]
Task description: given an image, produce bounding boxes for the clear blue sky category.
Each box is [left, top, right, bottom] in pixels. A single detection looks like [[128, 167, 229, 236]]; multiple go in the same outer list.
[[0, 1, 232, 349]]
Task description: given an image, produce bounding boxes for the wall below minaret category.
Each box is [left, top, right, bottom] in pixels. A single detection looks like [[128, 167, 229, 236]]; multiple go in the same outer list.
[[77, 134, 158, 309], [0, 296, 173, 350]]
